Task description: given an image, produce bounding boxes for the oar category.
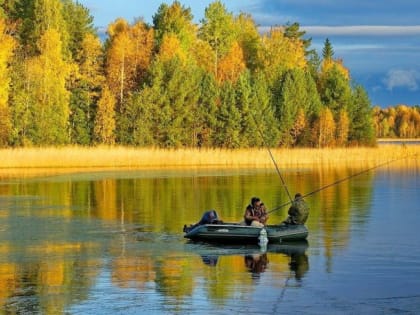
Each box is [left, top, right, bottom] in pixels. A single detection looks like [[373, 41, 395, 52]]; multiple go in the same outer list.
[[267, 152, 418, 214]]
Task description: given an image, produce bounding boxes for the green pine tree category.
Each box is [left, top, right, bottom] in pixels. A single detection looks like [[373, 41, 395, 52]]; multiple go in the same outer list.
[[250, 72, 280, 147], [214, 81, 241, 148], [196, 71, 218, 147], [322, 38, 334, 60], [348, 85, 375, 145]]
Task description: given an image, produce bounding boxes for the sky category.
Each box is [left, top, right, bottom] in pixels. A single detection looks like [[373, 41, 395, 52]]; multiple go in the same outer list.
[[78, 0, 420, 107]]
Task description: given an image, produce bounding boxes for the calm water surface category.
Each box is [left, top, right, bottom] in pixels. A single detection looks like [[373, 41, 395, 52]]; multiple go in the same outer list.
[[0, 164, 419, 314]]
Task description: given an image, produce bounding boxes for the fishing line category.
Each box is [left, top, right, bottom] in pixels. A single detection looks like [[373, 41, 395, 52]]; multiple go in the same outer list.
[[267, 152, 418, 214], [251, 111, 293, 203]]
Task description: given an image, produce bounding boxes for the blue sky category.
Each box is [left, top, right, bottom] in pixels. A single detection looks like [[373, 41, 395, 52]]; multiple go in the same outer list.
[[78, 0, 420, 107]]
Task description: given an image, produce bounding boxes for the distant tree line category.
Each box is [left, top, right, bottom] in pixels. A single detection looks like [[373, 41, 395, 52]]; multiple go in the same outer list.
[[373, 105, 420, 138], [0, 0, 376, 148]]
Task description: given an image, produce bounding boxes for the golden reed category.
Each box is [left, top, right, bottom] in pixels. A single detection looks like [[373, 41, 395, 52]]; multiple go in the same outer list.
[[0, 145, 418, 177]]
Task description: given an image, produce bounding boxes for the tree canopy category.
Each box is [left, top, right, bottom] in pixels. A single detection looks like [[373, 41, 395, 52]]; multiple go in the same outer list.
[[0, 0, 389, 148]]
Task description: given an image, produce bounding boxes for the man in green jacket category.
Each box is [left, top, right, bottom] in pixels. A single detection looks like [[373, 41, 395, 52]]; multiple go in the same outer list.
[[284, 193, 309, 225]]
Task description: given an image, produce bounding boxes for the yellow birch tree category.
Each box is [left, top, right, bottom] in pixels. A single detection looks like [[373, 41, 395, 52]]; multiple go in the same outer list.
[[315, 107, 336, 147], [336, 109, 349, 146], [217, 41, 246, 83], [190, 39, 214, 74], [78, 33, 105, 91], [259, 27, 306, 80], [158, 33, 186, 62], [27, 28, 70, 144], [94, 85, 116, 144], [321, 58, 350, 81], [290, 108, 307, 146], [0, 17, 15, 146], [106, 18, 153, 107]]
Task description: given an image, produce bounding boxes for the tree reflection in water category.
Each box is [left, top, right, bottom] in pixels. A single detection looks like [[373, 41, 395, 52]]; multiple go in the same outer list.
[[0, 166, 376, 312]]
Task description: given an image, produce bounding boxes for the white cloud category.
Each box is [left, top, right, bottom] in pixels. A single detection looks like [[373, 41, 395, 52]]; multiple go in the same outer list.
[[301, 25, 420, 36], [383, 69, 420, 91]]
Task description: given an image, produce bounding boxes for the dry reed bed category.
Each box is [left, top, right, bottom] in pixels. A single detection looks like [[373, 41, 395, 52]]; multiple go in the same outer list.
[[0, 146, 418, 170]]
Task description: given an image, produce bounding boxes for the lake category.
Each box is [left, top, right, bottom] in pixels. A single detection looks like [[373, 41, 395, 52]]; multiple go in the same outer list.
[[0, 163, 419, 314]]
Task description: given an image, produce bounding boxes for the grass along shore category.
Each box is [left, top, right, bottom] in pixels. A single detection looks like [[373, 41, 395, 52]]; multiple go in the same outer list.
[[0, 145, 418, 171], [377, 138, 420, 142]]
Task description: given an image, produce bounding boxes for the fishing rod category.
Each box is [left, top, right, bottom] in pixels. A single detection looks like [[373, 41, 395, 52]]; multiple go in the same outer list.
[[251, 113, 293, 203], [267, 152, 418, 214]]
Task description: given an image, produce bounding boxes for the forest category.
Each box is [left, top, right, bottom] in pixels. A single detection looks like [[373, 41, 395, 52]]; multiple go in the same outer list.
[[0, 0, 381, 148], [374, 105, 420, 139]]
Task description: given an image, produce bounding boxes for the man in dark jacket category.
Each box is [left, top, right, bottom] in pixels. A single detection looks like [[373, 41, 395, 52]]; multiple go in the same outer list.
[[244, 197, 268, 227], [284, 193, 309, 225]]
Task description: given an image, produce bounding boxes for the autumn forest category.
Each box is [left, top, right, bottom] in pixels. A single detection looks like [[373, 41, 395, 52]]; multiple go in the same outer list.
[[0, 0, 418, 149]]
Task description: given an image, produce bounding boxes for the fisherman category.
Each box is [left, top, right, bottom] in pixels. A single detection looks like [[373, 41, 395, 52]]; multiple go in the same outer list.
[[284, 193, 309, 225], [244, 197, 269, 227]]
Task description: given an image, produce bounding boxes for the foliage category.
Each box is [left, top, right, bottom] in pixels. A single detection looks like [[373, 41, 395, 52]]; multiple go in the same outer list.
[[26, 28, 71, 144], [314, 107, 336, 147], [123, 88, 155, 146], [105, 18, 154, 108], [217, 41, 246, 83], [157, 33, 186, 62], [94, 85, 116, 144], [259, 27, 306, 83], [153, 1, 195, 52], [0, 0, 382, 148], [348, 85, 376, 145], [0, 17, 15, 146], [30, 0, 70, 57], [69, 33, 105, 144], [322, 38, 334, 60], [373, 105, 420, 139], [213, 81, 241, 148], [61, 0, 96, 59], [199, 0, 236, 79], [127, 56, 202, 148], [250, 72, 280, 147], [235, 71, 257, 147], [195, 72, 218, 147], [234, 13, 261, 72], [336, 109, 349, 146], [284, 22, 313, 56], [318, 60, 351, 117]]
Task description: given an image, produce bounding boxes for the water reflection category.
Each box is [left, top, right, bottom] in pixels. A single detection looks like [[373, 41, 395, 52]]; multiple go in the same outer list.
[[0, 167, 378, 313], [0, 248, 100, 314], [191, 241, 309, 282], [244, 253, 268, 277], [201, 254, 218, 266]]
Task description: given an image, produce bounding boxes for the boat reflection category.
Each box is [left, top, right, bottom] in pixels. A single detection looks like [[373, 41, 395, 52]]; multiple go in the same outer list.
[[245, 252, 268, 277], [201, 254, 219, 266], [289, 248, 309, 280], [188, 240, 309, 280]]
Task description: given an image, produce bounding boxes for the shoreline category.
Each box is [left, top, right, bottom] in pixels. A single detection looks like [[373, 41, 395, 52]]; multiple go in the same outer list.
[[377, 138, 420, 142], [0, 146, 418, 179]]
